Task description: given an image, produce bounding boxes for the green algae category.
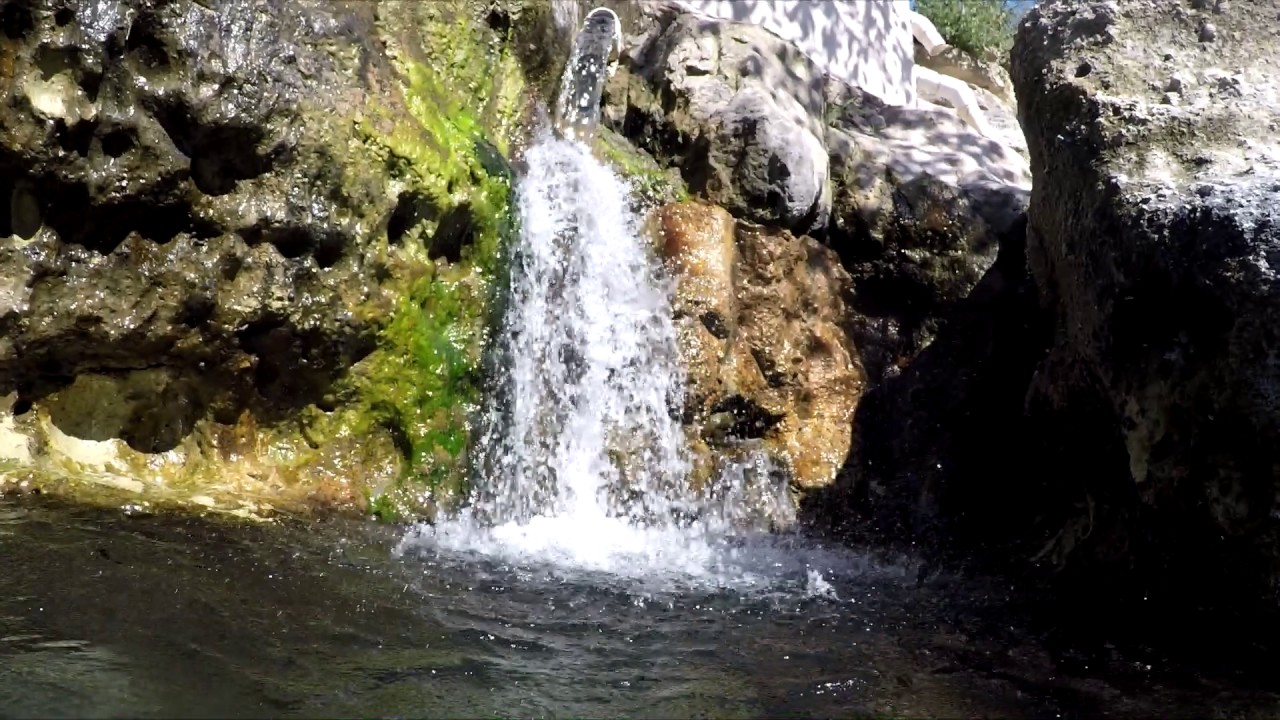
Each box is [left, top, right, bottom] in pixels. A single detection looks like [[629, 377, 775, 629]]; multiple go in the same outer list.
[[596, 127, 689, 208], [322, 6, 526, 522]]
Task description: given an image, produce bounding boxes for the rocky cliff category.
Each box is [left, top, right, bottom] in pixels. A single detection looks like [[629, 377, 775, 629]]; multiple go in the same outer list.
[[12, 0, 1277, 643], [0, 0, 530, 519]]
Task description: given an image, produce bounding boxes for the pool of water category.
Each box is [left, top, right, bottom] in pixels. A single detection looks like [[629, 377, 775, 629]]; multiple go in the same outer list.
[[2, 495, 1278, 719]]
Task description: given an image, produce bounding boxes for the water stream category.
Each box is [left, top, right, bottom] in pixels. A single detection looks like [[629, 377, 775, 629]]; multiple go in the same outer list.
[[413, 7, 794, 587], [2, 10, 1279, 719]]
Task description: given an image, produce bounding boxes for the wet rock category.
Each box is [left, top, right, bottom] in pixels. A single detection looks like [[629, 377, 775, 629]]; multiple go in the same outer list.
[[603, 12, 831, 235], [657, 201, 863, 494], [1011, 0, 1280, 601], [0, 0, 526, 516], [0, 0, 397, 418]]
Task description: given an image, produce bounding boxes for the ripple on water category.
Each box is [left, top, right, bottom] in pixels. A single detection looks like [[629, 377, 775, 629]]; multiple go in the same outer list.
[[395, 509, 909, 606]]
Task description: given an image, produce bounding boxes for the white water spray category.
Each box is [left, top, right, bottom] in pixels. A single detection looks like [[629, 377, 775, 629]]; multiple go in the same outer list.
[[401, 9, 805, 587]]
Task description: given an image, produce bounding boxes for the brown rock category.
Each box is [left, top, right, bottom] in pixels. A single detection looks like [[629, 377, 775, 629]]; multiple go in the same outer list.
[[656, 201, 864, 493]]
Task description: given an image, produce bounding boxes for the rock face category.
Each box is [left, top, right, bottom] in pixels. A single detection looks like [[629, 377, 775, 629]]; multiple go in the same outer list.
[[0, 0, 385, 416], [1011, 0, 1280, 598], [604, 12, 832, 235], [656, 201, 863, 499], [598, 7, 1033, 502], [0, 0, 526, 516]]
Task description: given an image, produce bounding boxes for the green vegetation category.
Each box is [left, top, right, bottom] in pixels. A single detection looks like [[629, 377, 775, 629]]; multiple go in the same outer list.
[[330, 6, 525, 522], [914, 0, 1018, 61], [596, 128, 690, 209]]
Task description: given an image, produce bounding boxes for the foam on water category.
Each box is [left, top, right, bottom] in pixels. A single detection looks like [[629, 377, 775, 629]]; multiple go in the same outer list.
[[407, 133, 795, 587]]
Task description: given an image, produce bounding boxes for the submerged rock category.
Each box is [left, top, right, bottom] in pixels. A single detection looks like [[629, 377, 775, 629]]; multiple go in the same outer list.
[[0, 0, 527, 518]]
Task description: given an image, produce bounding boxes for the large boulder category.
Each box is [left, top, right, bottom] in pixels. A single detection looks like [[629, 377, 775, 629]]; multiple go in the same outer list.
[[0, 0, 528, 517], [603, 11, 831, 235], [1012, 0, 1280, 597]]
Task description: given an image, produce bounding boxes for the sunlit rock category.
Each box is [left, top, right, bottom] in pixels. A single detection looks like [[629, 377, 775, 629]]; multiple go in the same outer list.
[[657, 201, 864, 494]]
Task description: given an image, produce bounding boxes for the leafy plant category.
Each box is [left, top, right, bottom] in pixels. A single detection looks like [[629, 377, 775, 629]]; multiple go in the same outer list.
[[914, 0, 1020, 61]]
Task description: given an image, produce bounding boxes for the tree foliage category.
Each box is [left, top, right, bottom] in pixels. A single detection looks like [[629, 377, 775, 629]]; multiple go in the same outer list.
[[914, 0, 1020, 61]]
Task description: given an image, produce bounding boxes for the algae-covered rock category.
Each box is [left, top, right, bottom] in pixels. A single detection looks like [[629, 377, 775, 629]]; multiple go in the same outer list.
[[0, 0, 529, 518]]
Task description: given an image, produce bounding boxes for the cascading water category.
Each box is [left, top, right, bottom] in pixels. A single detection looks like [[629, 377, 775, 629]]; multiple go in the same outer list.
[[403, 9, 806, 587]]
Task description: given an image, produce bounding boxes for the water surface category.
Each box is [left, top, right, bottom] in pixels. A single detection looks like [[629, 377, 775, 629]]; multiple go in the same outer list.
[[3, 496, 1278, 719]]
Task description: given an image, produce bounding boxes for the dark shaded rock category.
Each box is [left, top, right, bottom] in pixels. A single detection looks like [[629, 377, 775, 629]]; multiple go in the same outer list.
[[1008, 0, 1280, 608], [802, 207, 1051, 561]]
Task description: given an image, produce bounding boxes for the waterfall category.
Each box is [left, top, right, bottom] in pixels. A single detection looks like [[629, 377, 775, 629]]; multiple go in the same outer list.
[[416, 9, 795, 582]]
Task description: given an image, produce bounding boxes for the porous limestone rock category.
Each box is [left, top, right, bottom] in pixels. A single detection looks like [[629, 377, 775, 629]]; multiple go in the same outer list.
[[0, 0, 526, 517], [1011, 0, 1280, 597]]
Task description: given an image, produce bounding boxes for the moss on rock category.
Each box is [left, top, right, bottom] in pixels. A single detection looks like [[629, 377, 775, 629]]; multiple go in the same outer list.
[[313, 4, 527, 521], [0, 0, 529, 521]]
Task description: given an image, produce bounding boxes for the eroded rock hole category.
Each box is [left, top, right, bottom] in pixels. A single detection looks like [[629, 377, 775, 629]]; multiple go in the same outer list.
[[240, 225, 343, 267], [33, 44, 102, 102], [699, 310, 730, 339], [36, 45, 78, 80], [313, 232, 346, 269], [387, 190, 439, 244], [54, 118, 97, 157], [485, 5, 512, 35], [187, 124, 273, 196], [125, 12, 172, 69], [240, 225, 307, 260], [219, 254, 243, 281], [235, 319, 370, 418], [708, 395, 785, 442], [9, 184, 42, 240], [150, 101, 273, 196], [1, 2, 34, 40], [177, 295, 216, 327], [39, 180, 195, 253], [0, 179, 13, 237], [100, 127, 137, 158], [53, 6, 73, 26], [429, 203, 477, 263]]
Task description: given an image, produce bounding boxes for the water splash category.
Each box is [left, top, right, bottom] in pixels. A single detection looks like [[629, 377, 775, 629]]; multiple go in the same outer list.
[[401, 10, 812, 590]]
